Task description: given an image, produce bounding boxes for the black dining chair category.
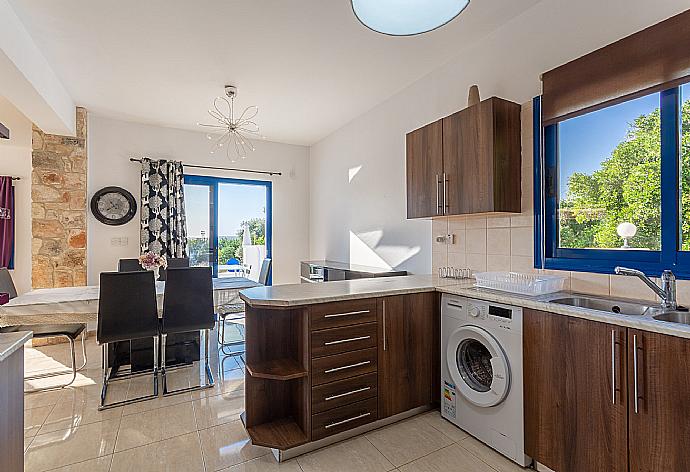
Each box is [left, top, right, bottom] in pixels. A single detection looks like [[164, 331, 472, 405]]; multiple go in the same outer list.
[[117, 258, 144, 272], [160, 266, 215, 395], [158, 257, 189, 281], [0, 268, 87, 392], [218, 258, 271, 356], [98, 271, 160, 409]]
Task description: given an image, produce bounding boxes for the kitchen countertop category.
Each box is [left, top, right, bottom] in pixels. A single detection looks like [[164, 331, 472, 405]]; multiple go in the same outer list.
[[0, 331, 32, 362], [301, 259, 408, 274], [240, 275, 690, 340]]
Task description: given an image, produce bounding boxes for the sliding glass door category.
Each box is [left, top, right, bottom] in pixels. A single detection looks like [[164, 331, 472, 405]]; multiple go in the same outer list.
[[183, 175, 272, 283]]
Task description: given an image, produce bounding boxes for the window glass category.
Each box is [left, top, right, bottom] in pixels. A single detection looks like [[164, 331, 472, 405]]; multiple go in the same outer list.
[[557, 92, 661, 250], [681, 84, 690, 250]]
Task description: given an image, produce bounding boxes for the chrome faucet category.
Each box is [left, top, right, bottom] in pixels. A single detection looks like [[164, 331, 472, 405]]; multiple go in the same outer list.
[[614, 267, 677, 310]]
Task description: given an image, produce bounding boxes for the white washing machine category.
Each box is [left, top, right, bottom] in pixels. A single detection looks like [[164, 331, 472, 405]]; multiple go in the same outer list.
[[441, 294, 531, 467]]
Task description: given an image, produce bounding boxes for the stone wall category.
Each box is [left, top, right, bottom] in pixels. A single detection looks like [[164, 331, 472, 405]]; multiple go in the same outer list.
[[31, 108, 87, 288]]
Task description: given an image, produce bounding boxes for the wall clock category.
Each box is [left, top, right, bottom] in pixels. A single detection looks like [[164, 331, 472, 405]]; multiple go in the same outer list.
[[90, 186, 137, 226]]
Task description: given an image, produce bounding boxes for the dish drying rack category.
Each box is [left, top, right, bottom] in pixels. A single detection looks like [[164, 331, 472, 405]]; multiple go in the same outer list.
[[474, 271, 566, 296]]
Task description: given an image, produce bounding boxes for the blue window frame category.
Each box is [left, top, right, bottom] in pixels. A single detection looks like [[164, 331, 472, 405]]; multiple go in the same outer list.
[[534, 84, 690, 278], [183, 174, 272, 284]]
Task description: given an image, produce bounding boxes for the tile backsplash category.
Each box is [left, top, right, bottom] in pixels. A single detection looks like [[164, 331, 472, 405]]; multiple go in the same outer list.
[[431, 100, 690, 306]]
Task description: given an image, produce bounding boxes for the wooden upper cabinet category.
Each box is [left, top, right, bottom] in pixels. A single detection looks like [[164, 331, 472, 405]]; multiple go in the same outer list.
[[523, 309, 628, 472], [627, 330, 690, 472], [406, 120, 443, 218], [378, 293, 437, 418], [406, 96, 521, 218], [443, 97, 521, 215]]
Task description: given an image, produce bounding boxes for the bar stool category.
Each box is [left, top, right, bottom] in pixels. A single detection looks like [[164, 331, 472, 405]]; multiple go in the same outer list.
[[98, 271, 160, 410], [218, 258, 271, 356], [161, 266, 215, 395]]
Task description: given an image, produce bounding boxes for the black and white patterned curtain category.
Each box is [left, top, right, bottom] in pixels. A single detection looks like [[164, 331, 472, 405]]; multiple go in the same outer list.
[[139, 157, 188, 257]]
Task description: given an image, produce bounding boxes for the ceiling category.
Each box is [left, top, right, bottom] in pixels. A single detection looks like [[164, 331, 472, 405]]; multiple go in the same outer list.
[[8, 0, 541, 145]]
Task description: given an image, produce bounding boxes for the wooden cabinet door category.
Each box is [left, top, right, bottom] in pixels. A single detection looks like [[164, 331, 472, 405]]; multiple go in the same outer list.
[[442, 103, 491, 215], [628, 330, 690, 472], [406, 121, 443, 218], [378, 293, 436, 418], [524, 309, 628, 472]]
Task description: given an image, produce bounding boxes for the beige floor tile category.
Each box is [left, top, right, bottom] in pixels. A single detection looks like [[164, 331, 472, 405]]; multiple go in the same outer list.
[[398, 443, 495, 472], [40, 391, 123, 434], [199, 419, 269, 471], [192, 367, 245, 400], [115, 401, 197, 452], [458, 436, 527, 472], [193, 389, 244, 429], [297, 436, 395, 472], [24, 389, 63, 410], [24, 405, 53, 438], [24, 436, 34, 452], [418, 410, 469, 443], [121, 376, 193, 416], [365, 416, 454, 467], [46, 455, 114, 472], [110, 432, 205, 472], [24, 418, 119, 472], [220, 454, 302, 471]]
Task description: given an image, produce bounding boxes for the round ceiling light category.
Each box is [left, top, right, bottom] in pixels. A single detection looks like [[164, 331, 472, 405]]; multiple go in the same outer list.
[[351, 0, 470, 36]]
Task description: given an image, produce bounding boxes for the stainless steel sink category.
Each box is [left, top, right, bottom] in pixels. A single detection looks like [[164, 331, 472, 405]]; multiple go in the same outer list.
[[549, 296, 651, 316], [652, 311, 690, 325]]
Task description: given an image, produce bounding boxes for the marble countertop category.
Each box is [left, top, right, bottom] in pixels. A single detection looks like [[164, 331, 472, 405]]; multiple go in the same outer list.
[[240, 275, 690, 339], [0, 331, 32, 362]]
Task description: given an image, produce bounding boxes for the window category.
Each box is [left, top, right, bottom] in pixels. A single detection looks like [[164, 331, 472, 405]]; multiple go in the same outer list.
[[535, 83, 690, 277]]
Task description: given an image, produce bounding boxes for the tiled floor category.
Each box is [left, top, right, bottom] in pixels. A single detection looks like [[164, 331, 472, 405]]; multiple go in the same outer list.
[[21, 326, 529, 472]]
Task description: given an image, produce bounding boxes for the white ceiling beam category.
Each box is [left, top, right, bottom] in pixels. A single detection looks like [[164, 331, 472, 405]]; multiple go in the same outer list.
[[0, 0, 75, 135]]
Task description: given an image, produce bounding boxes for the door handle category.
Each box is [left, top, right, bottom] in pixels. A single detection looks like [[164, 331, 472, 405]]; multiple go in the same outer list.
[[611, 330, 616, 404], [435, 174, 440, 215], [633, 334, 640, 414], [324, 386, 371, 401], [382, 300, 387, 351], [324, 310, 369, 319], [443, 172, 448, 214], [324, 412, 371, 429], [324, 361, 371, 374]]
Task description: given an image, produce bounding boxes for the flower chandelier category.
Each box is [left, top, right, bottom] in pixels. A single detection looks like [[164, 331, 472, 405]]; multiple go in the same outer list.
[[198, 85, 261, 162]]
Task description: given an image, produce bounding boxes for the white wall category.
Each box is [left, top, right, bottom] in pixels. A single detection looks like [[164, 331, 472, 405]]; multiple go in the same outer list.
[[308, 0, 690, 275], [87, 115, 309, 285], [0, 97, 32, 293]]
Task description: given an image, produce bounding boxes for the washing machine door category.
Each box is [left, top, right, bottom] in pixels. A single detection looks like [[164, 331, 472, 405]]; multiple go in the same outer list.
[[446, 325, 510, 407]]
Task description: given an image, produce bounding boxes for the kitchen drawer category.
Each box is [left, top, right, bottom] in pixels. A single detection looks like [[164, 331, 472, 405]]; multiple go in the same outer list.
[[312, 372, 377, 414], [310, 299, 378, 331], [311, 322, 377, 358], [312, 397, 378, 441], [311, 348, 377, 386]]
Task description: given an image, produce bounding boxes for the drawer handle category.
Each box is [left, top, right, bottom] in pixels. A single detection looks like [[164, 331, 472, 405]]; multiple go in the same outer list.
[[324, 361, 371, 374], [324, 335, 371, 346], [324, 386, 372, 401], [324, 310, 370, 319], [324, 412, 371, 429]]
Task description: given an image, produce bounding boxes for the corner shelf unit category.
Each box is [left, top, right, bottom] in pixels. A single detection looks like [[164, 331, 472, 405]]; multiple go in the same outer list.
[[243, 305, 311, 450]]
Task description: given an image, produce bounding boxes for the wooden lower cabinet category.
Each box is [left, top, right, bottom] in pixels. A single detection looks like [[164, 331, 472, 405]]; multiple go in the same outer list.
[[378, 293, 437, 418], [523, 309, 627, 472], [628, 329, 690, 472]]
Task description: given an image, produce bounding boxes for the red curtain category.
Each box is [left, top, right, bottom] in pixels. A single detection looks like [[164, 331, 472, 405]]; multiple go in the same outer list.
[[0, 176, 14, 268]]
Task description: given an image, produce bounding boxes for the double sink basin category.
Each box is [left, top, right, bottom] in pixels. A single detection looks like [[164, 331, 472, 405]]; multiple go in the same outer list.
[[546, 295, 690, 325]]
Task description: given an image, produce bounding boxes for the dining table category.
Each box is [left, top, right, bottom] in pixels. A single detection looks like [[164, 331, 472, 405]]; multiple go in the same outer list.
[[0, 276, 261, 373]]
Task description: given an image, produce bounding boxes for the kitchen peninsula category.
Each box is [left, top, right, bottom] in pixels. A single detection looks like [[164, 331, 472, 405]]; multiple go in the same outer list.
[[240, 274, 690, 465]]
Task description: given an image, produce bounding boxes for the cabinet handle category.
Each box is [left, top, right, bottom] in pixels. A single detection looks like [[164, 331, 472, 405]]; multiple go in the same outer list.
[[382, 300, 387, 351], [324, 336, 371, 346], [324, 386, 371, 401], [324, 310, 369, 319], [435, 174, 440, 215], [611, 330, 616, 404], [633, 334, 639, 414], [443, 172, 448, 214], [324, 361, 370, 374], [324, 412, 371, 429]]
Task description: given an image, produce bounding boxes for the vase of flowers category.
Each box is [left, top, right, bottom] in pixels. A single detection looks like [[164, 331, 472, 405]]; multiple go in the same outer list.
[[138, 252, 167, 280]]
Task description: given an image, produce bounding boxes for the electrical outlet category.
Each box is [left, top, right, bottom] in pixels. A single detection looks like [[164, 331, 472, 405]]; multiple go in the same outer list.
[[435, 234, 456, 244]]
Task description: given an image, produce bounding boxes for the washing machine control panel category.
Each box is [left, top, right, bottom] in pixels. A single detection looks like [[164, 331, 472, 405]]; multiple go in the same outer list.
[[467, 302, 514, 329]]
